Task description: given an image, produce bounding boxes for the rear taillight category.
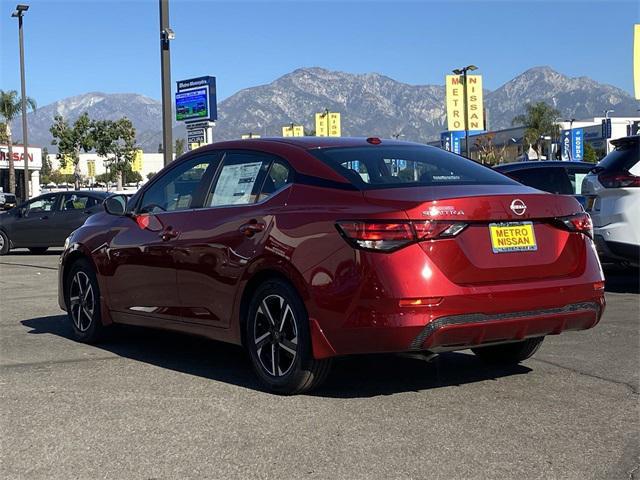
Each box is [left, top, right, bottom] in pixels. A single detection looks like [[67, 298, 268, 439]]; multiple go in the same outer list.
[[554, 213, 593, 238], [598, 171, 640, 188], [336, 221, 466, 252]]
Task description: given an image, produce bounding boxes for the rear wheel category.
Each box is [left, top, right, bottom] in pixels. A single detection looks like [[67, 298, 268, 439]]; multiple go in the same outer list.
[[246, 279, 332, 394], [0, 231, 9, 255], [65, 259, 106, 343], [472, 337, 544, 365], [28, 247, 48, 254]]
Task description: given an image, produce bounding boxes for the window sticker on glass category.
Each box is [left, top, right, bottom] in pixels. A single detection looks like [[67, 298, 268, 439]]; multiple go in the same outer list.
[[211, 161, 263, 206]]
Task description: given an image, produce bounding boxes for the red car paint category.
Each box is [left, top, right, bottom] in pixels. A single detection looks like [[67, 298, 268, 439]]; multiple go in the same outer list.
[[58, 138, 605, 359]]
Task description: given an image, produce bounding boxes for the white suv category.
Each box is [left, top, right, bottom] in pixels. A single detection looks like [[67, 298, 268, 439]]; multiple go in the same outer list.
[[582, 136, 639, 267]]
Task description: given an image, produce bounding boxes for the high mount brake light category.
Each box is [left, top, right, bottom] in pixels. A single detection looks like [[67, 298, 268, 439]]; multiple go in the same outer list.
[[554, 213, 593, 238], [598, 171, 640, 188], [336, 221, 467, 252]]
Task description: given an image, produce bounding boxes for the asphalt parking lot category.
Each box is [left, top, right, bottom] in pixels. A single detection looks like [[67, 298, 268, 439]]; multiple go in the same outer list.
[[1, 250, 638, 480]]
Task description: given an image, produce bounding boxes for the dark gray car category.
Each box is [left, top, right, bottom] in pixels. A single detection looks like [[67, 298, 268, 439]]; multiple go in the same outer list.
[[0, 190, 108, 255]]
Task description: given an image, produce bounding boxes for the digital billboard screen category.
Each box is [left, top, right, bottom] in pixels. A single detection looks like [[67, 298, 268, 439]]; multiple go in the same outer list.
[[175, 88, 209, 122]]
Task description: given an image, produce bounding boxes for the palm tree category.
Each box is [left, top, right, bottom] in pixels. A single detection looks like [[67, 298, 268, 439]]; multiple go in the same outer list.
[[0, 90, 37, 194], [512, 102, 560, 160]]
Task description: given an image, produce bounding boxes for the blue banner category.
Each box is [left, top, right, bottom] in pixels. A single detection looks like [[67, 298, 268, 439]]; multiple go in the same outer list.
[[561, 128, 583, 161]]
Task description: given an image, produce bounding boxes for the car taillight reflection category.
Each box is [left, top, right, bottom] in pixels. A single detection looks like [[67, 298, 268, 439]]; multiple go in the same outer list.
[[598, 171, 640, 188]]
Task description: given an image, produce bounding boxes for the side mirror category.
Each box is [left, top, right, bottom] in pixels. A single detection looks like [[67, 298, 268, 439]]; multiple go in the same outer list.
[[103, 194, 128, 216]]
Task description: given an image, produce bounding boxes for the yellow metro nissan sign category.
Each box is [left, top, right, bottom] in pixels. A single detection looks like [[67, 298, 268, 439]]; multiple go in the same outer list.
[[446, 75, 484, 131], [635, 24, 640, 100]]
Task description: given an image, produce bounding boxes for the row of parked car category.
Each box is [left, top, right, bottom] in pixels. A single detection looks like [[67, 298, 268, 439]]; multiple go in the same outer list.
[[0, 136, 638, 267]]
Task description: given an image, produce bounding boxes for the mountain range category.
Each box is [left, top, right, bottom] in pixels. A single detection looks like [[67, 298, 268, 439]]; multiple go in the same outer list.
[[9, 66, 638, 152]]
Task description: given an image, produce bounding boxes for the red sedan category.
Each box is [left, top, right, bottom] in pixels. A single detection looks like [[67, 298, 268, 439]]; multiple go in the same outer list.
[[58, 137, 605, 394]]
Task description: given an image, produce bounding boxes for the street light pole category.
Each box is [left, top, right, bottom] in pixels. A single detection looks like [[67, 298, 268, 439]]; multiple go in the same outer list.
[[12, 4, 30, 201], [159, 0, 174, 167], [604, 109, 614, 155], [452, 65, 478, 158]]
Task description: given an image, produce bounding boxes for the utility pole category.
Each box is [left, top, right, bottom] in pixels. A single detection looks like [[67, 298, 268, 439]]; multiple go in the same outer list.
[[159, 0, 174, 167], [12, 4, 30, 201], [452, 65, 478, 158], [604, 109, 614, 155]]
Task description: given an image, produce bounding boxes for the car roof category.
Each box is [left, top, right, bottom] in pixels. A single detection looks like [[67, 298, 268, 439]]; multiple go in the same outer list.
[[199, 136, 422, 151], [611, 135, 639, 148], [495, 161, 595, 171], [42, 190, 109, 198]]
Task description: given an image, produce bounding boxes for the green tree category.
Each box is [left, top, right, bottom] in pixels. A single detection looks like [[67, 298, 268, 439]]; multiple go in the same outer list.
[[0, 90, 37, 194], [0, 122, 8, 144], [174, 138, 185, 157], [96, 163, 142, 185], [39, 147, 52, 184], [147, 171, 157, 181], [92, 118, 137, 190], [512, 102, 560, 160], [50, 112, 94, 189], [583, 143, 598, 163]]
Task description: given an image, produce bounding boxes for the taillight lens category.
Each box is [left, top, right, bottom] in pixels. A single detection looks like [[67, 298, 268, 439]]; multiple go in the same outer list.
[[336, 221, 466, 251], [598, 171, 640, 188], [555, 213, 593, 238]]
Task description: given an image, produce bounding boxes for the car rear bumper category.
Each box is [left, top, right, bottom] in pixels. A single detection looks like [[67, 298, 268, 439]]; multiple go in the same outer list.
[[408, 300, 602, 352], [310, 281, 606, 358]]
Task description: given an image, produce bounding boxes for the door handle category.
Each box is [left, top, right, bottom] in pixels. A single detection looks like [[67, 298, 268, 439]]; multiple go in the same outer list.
[[239, 220, 265, 238], [40, 215, 49, 220], [159, 228, 179, 241]]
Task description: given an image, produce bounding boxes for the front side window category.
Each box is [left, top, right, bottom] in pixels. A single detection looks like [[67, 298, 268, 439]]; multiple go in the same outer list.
[[26, 195, 56, 214], [139, 155, 216, 213], [206, 152, 271, 207], [311, 145, 517, 189]]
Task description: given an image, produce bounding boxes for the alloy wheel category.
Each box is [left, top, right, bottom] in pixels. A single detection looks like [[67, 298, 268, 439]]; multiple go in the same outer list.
[[253, 294, 298, 377], [69, 271, 95, 332], [0, 234, 4, 250]]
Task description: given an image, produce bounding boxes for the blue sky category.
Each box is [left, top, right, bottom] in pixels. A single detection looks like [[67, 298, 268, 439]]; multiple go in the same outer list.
[[1, 0, 638, 107]]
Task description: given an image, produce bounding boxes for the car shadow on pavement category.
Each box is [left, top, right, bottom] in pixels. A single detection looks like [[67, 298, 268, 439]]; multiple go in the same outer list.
[[22, 314, 532, 398]]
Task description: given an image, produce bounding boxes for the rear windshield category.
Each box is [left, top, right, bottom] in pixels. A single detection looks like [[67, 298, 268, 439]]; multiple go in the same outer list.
[[310, 145, 517, 189], [597, 141, 639, 172]]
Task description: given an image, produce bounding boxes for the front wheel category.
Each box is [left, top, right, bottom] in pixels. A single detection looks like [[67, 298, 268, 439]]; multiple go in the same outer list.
[[472, 337, 544, 365], [0, 230, 9, 255], [65, 259, 106, 343], [246, 279, 332, 394]]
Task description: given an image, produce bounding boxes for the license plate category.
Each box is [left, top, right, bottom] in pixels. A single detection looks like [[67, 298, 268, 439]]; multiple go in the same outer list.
[[489, 222, 537, 253]]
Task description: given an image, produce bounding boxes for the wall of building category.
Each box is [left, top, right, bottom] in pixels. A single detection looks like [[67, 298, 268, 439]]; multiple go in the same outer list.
[[48, 152, 168, 184]]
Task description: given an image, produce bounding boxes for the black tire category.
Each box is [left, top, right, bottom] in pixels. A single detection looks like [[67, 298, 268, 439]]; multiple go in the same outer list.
[[246, 278, 332, 395], [0, 230, 9, 255], [472, 337, 544, 365], [65, 258, 106, 344], [28, 247, 48, 254]]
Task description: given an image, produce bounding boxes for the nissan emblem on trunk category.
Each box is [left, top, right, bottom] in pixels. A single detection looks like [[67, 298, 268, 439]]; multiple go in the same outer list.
[[510, 199, 527, 216]]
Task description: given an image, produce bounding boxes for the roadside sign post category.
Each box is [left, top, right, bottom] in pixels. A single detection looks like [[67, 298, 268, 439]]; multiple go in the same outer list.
[[175, 76, 217, 152]]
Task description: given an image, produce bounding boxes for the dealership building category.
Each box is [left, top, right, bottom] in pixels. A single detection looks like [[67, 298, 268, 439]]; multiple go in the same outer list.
[[434, 116, 640, 163], [0, 144, 43, 199]]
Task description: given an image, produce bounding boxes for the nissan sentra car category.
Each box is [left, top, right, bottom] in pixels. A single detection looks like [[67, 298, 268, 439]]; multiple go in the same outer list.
[[58, 137, 605, 394]]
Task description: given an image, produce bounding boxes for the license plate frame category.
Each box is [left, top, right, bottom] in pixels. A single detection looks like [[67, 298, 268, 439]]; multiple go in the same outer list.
[[489, 221, 537, 253]]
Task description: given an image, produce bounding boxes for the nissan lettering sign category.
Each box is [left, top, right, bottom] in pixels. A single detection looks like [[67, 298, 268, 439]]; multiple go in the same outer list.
[[0, 145, 42, 169]]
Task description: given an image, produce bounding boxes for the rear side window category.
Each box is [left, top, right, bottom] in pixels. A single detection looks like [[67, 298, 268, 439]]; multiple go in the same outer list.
[[598, 142, 640, 173], [310, 145, 516, 189]]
